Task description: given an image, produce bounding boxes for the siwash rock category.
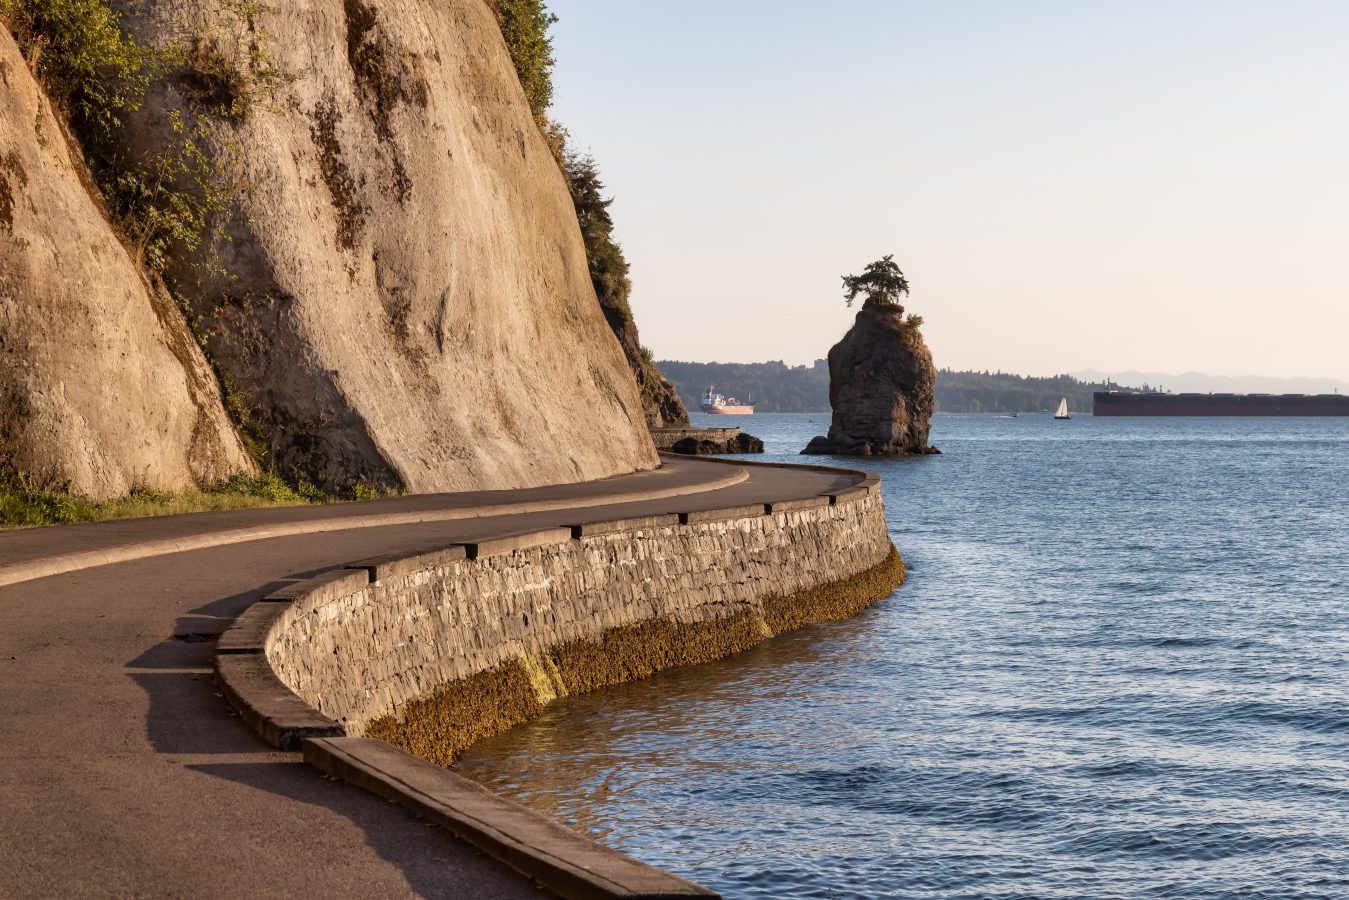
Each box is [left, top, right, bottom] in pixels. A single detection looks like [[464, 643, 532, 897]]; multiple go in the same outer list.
[[0, 32, 255, 500], [112, 0, 658, 492], [802, 300, 937, 456]]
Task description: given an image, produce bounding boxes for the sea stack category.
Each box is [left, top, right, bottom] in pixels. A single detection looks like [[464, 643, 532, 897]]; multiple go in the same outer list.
[[803, 256, 937, 456]]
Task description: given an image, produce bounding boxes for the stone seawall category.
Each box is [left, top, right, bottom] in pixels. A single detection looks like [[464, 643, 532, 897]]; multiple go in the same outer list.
[[264, 490, 897, 755]]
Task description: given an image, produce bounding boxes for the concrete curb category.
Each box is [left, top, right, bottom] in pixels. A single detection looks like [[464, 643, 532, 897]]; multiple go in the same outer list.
[[466, 528, 574, 560], [305, 737, 718, 899], [0, 463, 748, 589], [263, 569, 371, 604], [216, 600, 290, 654], [570, 514, 681, 538], [346, 545, 468, 582], [214, 653, 345, 751], [679, 504, 768, 526], [766, 495, 834, 514], [661, 450, 876, 480], [662, 452, 882, 503]]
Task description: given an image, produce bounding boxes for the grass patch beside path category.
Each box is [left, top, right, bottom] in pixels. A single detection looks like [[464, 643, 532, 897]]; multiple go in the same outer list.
[[0, 472, 380, 529]]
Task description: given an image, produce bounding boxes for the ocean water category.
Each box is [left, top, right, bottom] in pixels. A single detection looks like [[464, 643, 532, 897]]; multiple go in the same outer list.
[[456, 413, 1349, 899]]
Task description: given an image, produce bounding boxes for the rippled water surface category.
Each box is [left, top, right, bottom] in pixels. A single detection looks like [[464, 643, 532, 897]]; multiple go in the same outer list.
[[457, 413, 1349, 898]]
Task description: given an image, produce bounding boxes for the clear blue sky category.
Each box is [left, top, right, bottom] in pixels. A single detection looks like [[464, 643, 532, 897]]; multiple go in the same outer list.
[[547, 1, 1349, 378]]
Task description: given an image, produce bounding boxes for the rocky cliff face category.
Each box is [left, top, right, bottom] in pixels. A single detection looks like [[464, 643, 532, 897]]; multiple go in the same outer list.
[[802, 301, 937, 456], [110, 0, 657, 493], [0, 32, 254, 500], [596, 299, 689, 429], [641, 363, 690, 430]]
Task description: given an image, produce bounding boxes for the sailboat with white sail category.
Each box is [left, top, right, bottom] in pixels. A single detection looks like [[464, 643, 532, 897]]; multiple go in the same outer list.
[[1054, 398, 1071, 420]]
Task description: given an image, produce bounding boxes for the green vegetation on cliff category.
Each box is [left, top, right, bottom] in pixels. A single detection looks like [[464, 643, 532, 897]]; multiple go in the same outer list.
[[489, 0, 556, 121], [842, 254, 909, 309], [0, 0, 273, 272], [842, 254, 925, 331], [0, 470, 332, 529], [0, 0, 149, 127], [0, 1, 326, 498], [564, 150, 633, 326]]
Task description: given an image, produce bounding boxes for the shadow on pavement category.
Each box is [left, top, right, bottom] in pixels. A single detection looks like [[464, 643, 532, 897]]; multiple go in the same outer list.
[[188, 760, 541, 899], [123, 576, 543, 899]]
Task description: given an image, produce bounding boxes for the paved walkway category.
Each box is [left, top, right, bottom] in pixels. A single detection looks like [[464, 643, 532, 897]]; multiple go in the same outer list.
[[0, 457, 856, 898]]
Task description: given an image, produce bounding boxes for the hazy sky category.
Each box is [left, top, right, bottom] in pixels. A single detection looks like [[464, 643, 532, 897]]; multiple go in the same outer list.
[[546, 1, 1349, 378]]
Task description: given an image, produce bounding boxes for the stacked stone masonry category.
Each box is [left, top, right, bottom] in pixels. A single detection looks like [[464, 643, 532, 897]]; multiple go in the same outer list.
[[266, 492, 891, 732]]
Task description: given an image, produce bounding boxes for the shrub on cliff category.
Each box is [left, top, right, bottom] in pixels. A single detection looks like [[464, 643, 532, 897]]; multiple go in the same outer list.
[[0, 0, 150, 130], [0, 0, 267, 272]]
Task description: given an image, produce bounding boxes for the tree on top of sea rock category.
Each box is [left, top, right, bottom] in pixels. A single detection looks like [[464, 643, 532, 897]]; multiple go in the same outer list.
[[842, 254, 909, 311], [803, 255, 936, 456]]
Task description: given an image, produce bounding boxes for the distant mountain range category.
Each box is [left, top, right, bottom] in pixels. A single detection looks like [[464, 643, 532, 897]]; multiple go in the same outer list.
[[1076, 370, 1349, 395]]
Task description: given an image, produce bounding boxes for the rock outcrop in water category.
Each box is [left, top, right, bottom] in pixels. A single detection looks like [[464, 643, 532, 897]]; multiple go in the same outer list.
[[803, 300, 937, 456], [672, 432, 764, 455], [0, 32, 255, 500]]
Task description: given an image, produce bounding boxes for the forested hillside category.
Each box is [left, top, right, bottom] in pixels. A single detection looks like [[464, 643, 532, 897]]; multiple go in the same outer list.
[[933, 370, 1110, 413], [658, 361, 1117, 414], [658, 360, 831, 412]]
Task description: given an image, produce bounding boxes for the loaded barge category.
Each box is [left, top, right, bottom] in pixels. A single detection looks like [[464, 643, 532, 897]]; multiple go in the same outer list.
[[1095, 390, 1349, 416]]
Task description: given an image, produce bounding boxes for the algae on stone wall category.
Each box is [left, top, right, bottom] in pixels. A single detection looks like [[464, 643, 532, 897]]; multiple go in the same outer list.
[[549, 610, 768, 696], [762, 546, 905, 633], [364, 546, 905, 767], [363, 660, 543, 769]]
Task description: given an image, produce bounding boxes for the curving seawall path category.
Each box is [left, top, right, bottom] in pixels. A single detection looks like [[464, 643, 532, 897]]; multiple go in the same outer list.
[[0, 456, 900, 898], [270, 489, 892, 735]]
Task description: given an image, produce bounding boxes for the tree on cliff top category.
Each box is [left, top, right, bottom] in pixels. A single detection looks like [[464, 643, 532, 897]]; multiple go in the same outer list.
[[842, 254, 909, 312], [564, 150, 632, 322]]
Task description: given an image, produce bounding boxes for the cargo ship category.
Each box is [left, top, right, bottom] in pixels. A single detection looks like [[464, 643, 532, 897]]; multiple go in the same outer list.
[[1094, 390, 1349, 416], [700, 386, 756, 415]]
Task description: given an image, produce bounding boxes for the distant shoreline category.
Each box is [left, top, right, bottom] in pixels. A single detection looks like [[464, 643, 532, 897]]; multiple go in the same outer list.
[[664, 360, 1116, 415]]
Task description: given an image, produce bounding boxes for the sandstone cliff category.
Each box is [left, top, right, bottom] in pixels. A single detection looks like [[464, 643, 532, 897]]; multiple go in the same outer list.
[[803, 300, 937, 456], [111, 0, 657, 493], [561, 151, 689, 430], [598, 299, 690, 429], [0, 32, 254, 500]]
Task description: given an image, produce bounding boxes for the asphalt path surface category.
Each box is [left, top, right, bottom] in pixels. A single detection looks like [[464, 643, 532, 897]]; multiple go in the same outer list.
[[0, 457, 855, 898]]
